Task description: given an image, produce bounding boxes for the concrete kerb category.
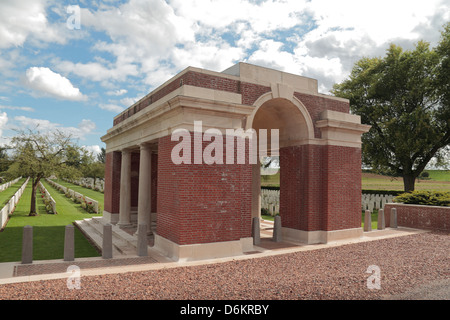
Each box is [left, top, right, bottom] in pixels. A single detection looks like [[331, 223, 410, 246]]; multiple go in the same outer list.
[[0, 226, 429, 285]]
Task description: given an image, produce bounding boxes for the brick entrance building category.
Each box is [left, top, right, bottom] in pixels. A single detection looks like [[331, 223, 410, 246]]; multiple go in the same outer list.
[[101, 63, 370, 260]]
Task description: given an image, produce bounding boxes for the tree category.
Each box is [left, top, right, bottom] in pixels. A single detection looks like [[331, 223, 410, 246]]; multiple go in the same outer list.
[[332, 24, 450, 192], [97, 147, 106, 164], [7, 129, 83, 216], [82, 152, 105, 188]]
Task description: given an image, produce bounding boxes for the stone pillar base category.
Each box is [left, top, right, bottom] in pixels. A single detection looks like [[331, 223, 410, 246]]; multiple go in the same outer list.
[[102, 211, 119, 225], [153, 235, 254, 262], [281, 227, 363, 244]]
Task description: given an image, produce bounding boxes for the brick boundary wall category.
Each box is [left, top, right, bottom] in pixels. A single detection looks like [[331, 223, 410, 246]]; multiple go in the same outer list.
[[384, 203, 450, 232]]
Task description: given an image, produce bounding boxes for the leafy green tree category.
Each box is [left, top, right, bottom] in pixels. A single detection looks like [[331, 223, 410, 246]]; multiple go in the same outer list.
[[332, 24, 450, 192], [97, 147, 106, 164], [7, 129, 83, 216], [81, 150, 105, 188]]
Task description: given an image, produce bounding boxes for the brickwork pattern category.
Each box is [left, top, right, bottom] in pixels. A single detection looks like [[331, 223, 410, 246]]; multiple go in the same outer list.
[[322, 145, 362, 231], [294, 92, 349, 138], [384, 203, 450, 231], [157, 134, 252, 245], [280, 144, 361, 232], [104, 151, 121, 214]]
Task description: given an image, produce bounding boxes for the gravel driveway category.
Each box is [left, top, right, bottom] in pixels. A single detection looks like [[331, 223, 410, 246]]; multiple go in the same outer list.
[[0, 231, 448, 301]]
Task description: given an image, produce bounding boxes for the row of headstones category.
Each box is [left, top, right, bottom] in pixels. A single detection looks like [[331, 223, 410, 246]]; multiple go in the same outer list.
[[0, 178, 29, 230], [261, 189, 280, 216], [21, 223, 150, 264], [362, 194, 395, 212], [363, 207, 398, 232], [46, 179, 100, 213], [38, 181, 57, 214], [0, 176, 22, 192], [261, 191, 396, 216], [70, 178, 105, 193]]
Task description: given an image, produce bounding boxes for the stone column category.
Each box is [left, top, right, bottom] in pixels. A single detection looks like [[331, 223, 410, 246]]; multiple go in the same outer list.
[[364, 210, 372, 232], [377, 209, 385, 230], [252, 217, 260, 245], [390, 208, 398, 228], [21, 225, 33, 264], [137, 143, 152, 234], [102, 223, 113, 259], [118, 149, 131, 226], [64, 224, 75, 261]]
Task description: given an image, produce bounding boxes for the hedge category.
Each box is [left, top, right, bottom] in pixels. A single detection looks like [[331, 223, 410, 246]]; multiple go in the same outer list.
[[393, 191, 450, 207]]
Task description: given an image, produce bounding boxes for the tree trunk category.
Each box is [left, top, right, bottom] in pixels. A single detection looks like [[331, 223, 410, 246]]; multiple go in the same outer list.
[[403, 174, 416, 193], [30, 179, 39, 216]]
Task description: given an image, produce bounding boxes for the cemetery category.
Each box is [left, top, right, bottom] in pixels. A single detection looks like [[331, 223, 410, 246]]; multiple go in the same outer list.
[[0, 63, 447, 302]]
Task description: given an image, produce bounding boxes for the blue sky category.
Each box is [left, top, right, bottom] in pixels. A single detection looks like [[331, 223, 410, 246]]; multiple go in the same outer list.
[[0, 0, 448, 156]]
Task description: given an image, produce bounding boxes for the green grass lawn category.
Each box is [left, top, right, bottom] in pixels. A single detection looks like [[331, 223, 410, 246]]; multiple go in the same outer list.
[[262, 170, 450, 192], [0, 180, 101, 263]]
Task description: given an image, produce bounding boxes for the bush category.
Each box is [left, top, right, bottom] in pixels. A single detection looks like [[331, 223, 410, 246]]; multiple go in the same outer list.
[[394, 191, 450, 207]]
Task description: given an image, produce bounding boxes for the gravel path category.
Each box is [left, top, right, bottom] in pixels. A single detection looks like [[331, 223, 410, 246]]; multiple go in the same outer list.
[[0, 231, 448, 300]]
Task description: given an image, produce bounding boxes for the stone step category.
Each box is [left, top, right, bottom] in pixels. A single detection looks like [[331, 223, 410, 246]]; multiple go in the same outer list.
[[74, 217, 141, 257]]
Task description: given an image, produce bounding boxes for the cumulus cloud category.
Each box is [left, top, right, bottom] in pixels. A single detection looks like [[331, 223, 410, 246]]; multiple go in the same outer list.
[[0, 112, 8, 138], [13, 116, 96, 140], [83, 145, 102, 157], [24, 67, 87, 101], [0, 0, 66, 49], [106, 89, 128, 96], [99, 103, 125, 113]]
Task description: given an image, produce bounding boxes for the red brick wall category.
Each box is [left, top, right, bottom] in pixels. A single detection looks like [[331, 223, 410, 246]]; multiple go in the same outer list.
[[322, 145, 362, 231], [294, 92, 350, 138], [151, 153, 158, 213], [384, 204, 450, 231], [241, 82, 271, 105], [280, 144, 361, 232], [157, 134, 252, 245], [104, 151, 121, 214], [131, 152, 140, 208], [280, 144, 325, 231]]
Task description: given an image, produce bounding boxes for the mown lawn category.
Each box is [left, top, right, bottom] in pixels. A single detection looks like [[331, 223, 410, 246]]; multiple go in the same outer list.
[[0, 180, 101, 263], [261, 170, 450, 192]]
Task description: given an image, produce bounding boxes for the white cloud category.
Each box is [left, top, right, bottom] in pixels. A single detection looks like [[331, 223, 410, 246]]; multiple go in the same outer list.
[[55, 60, 138, 84], [13, 116, 96, 140], [24, 67, 87, 101], [106, 89, 128, 96], [83, 145, 102, 157], [0, 105, 34, 112], [0, 0, 66, 49], [99, 103, 124, 113], [0, 112, 8, 138]]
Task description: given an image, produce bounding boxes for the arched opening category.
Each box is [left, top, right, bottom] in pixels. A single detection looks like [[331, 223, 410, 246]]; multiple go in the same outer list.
[[248, 95, 313, 244]]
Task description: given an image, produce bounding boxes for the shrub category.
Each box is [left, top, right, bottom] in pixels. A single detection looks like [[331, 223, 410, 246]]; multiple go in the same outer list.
[[420, 171, 430, 178], [394, 191, 450, 207]]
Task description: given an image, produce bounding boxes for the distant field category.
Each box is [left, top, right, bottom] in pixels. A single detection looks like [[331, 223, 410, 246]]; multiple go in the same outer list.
[[261, 170, 450, 192]]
